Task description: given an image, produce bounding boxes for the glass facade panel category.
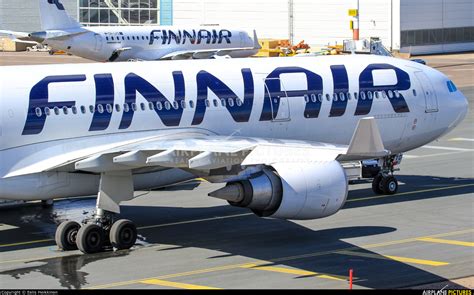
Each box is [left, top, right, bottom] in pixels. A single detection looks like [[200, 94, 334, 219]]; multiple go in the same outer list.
[[79, 0, 160, 25]]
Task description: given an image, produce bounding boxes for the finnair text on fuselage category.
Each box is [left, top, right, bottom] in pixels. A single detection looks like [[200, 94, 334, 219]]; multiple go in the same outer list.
[[22, 62, 411, 136], [148, 29, 233, 45]]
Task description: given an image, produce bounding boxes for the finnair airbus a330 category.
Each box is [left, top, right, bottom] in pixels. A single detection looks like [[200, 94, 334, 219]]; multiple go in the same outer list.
[[0, 54, 467, 254], [0, 0, 260, 61]]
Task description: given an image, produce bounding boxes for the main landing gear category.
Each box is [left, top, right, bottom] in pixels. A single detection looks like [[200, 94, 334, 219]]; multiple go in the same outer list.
[[371, 155, 402, 195], [55, 210, 138, 254], [55, 171, 138, 254]]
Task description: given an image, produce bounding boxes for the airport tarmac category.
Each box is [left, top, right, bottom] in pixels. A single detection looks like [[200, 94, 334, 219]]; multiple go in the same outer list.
[[0, 52, 473, 290]]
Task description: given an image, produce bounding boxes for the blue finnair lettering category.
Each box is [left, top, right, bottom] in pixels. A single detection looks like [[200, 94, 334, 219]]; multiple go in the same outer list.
[[149, 29, 232, 45], [259, 67, 323, 121], [89, 74, 114, 131], [355, 63, 410, 115], [119, 71, 185, 129], [193, 68, 254, 125], [22, 75, 85, 135], [22, 64, 412, 135], [47, 0, 65, 10]]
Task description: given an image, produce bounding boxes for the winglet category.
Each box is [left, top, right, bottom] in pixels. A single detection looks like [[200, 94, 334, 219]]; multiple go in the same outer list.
[[336, 117, 390, 161], [253, 30, 262, 50]]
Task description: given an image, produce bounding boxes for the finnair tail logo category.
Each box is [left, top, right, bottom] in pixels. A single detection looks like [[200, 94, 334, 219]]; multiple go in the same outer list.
[[47, 0, 65, 10]]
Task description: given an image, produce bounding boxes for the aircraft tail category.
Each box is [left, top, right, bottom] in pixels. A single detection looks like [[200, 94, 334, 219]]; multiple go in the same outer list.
[[39, 0, 81, 30]]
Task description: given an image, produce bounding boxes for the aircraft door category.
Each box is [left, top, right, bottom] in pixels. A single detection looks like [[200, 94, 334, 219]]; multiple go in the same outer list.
[[94, 33, 103, 52], [263, 78, 291, 122], [239, 32, 246, 47], [415, 71, 439, 113]]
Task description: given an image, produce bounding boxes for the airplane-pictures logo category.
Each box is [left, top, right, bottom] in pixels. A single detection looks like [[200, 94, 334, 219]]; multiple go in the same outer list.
[[47, 0, 65, 10]]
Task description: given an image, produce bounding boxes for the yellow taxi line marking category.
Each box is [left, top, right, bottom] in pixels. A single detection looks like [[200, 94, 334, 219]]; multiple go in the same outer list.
[[0, 239, 53, 248], [416, 237, 474, 247], [140, 279, 221, 290], [448, 137, 474, 142], [240, 263, 346, 281], [346, 183, 474, 203], [4, 184, 472, 250], [87, 228, 474, 289], [336, 250, 449, 266]]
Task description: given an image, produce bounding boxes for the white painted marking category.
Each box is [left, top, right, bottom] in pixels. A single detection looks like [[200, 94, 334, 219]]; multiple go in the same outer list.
[[448, 138, 474, 142], [403, 155, 420, 159], [0, 224, 19, 231], [421, 145, 473, 152]]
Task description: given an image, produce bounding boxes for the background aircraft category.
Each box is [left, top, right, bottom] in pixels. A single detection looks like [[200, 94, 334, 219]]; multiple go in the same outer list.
[[0, 54, 467, 254], [0, 0, 260, 62]]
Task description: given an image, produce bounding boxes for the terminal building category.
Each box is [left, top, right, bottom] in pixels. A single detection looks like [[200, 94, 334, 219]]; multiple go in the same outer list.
[[0, 0, 473, 55]]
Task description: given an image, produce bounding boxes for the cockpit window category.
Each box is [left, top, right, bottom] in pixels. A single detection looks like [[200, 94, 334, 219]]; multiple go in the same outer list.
[[447, 81, 458, 93]]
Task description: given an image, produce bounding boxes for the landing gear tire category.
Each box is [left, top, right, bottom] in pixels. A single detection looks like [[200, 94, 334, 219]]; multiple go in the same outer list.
[[55, 221, 80, 251], [381, 176, 398, 195], [110, 219, 137, 250], [372, 175, 384, 195], [76, 223, 106, 254]]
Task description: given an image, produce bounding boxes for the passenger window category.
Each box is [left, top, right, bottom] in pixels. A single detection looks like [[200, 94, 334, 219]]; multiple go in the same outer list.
[[80, 106, 86, 114], [140, 103, 146, 111], [127, 36, 130, 40], [412, 89, 417, 96], [97, 104, 104, 114], [72, 106, 78, 114], [326, 94, 331, 101], [181, 100, 186, 109], [228, 98, 234, 107], [236, 99, 243, 106], [311, 94, 317, 103], [123, 103, 130, 112], [394, 90, 400, 98], [382, 91, 387, 98], [213, 99, 218, 107], [318, 94, 323, 102], [115, 104, 121, 112], [367, 91, 373, 100], [333, 94, 338, 101], [89, 105, 95, 113], [106, 37, 109, 41], [374, 92, 379, 99], [189, 101, 195, 108], [339, 92, 345, 101], [205, 100, 210, 107], [156, 101, 162, 110], [173, 101, 179, 109], [304, 94, 309, 103], [354, 92, 358, 100], [148, 102, 154, 110], [388, 90, 394, 98], [164, 101, 171, 110], [221, 99, 226, 107], [347, 92, 351, 100], [45, 107, 51, 116], [35, 107, 42, 117], [62, 106, 68, 115], [131, 103, 137, 111], [360, 91, 366, 100], [54, 107, 60, 115]]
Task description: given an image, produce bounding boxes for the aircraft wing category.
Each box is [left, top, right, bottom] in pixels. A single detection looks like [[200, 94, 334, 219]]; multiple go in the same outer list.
[[160, 30, 262, 60], [5, 118, 388, 178]]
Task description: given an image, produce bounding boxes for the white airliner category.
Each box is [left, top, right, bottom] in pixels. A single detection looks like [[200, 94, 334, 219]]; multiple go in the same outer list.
[[0, 0, 260, 62], [0, 54, 467, 254]]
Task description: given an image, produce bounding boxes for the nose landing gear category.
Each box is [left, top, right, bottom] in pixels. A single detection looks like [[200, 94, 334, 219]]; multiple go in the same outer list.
[[371, 154, 402, 195]]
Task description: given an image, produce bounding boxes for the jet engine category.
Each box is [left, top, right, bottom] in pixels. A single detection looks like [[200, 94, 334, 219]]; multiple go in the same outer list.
[[209, 161, 348, 220]]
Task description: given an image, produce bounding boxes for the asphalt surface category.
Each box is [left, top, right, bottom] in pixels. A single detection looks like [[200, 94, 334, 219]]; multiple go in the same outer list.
[[0, 52, 473, 290]]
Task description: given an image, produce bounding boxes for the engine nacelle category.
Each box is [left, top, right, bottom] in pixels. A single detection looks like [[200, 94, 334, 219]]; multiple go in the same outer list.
[[209, 161, 348, 220]]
